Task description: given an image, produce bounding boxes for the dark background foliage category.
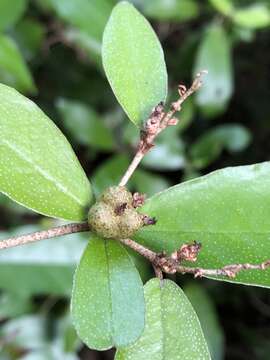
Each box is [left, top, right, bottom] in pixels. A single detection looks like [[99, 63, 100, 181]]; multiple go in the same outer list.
[[0, 0, 270, 359]]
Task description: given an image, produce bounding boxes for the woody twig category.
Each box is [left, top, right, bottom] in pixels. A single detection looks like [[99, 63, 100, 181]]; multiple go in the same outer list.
[[119, 70, 208, 186]]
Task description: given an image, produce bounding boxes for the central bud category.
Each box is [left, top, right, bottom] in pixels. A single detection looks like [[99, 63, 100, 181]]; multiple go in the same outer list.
[[88, 186, 144, 239]]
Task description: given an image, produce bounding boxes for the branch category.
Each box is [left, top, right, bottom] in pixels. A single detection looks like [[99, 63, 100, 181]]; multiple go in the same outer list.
[[0, 222, 90, 250], [119, 70, 208, 186], [119, 238, 270, 280]]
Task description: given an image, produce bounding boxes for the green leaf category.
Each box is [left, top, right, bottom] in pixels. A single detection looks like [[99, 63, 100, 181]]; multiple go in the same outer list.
[[233, 4, 270, 29], [133, 169, 170, 196], [56, 98, 115, 151], [0, 226, 86, 296], [194, 24, 233, 117], [47, 0, 113, 64], [0, 35, 36, 93], [190, 124, 251, 169], [184, 283, 225, 360], [0, 84, 92, 220], [92, 154, 169, 197], [13, 18, 45, 61], [116, 278, 210, 360], [48, 0, 112, 43], [134, 162, 270, 287], [71, 236, 145, 350], [102, 1, 167, 127], [0, 0, 27, 31], [0, 291, 32, 319], [142, 127, 186, 170], [142, 0, 199, 22], [92, 154, 130, 195], [209, 0, 233, 16]]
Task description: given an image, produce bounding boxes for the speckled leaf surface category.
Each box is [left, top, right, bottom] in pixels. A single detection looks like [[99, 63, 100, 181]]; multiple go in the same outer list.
[[116, 278, 210, 360], [0, 83, 92, 220], [134, 162, 270, 287], [71, 236, 145, 350], [102, 1, 167, 127]]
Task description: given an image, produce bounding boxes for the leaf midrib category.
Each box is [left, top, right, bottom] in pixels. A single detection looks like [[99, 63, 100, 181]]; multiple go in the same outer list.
[[0, 138, 84, 206]]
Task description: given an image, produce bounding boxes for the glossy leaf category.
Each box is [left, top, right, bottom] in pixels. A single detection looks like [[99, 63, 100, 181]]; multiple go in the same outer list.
[[194, 24, 233, 117], [0, 35, 35, 93], [134, 162, 270, 287], [56, 98, 115, 151], [0, 0, 27, 31], [190, 124, 251, 169], [0, 84, 92, 220], [0, 226, 86, 296], [233, 4, 270, 29], [71, 236, 145, 350], [142, 0, 199, 22], [116, 278, 210, 360], [102, 1, 167, 127], [185, 283, 225, 360]]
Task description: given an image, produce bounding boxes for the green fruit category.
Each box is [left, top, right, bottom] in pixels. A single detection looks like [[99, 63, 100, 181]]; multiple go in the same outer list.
[[88, 202, 119, 239], [88, 186, 144, 239], [118, 208, 144, 238], [101, 186, 133, 207]]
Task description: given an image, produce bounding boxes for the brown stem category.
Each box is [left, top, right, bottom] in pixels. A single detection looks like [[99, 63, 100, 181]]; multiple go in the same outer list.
[[0, 222, 90, 250], [119, 70, 207, 186], [119, 238, 270, 280], [119, 238, 157, 262]]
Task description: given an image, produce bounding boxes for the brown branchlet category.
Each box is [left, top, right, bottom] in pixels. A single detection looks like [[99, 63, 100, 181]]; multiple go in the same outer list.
[[119, 71, 208, 187], [171, 241, 202, 262], [118, 238, 270, 281]]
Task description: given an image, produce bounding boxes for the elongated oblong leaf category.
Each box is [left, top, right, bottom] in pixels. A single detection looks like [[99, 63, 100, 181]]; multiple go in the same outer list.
[[184, 284, 224, 360], [0, 84, 92, 220], [116, 278, 210, 360], [56, 98, 115, 151], [48, 0, 113, 65], [0, 34, 35, 93], [102, 1, 167, 127], [194, 24, 233, 117], [71, 236, 145, 350], [134, 162, 270, 287], [190, 124, 251, 169], [142, 0, 199, 22], [233, 4, 270, 29]]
